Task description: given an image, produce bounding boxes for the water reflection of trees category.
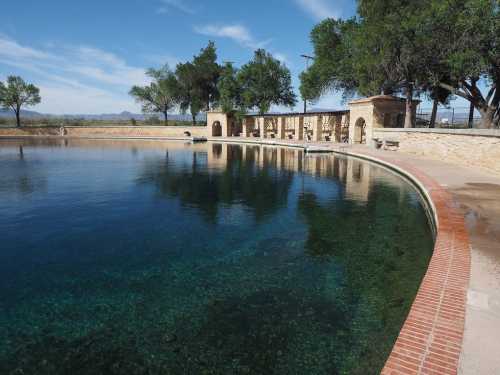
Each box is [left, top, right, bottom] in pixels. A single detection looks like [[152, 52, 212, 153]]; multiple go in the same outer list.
[[0, 145, 47, 195], [297, 181, 433, 373], [137, 144, 294, 223]]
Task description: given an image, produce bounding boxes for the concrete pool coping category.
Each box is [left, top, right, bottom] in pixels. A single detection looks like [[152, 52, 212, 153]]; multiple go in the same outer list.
[[3, 135, 496, 374]]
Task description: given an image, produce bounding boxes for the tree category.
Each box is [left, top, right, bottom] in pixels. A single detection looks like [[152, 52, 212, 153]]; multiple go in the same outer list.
[[175, 42, 222, 125], [237, 49, 297, 114], [357, 0, 439, 128], [175, 61, 204, 125], [299, 17, 400, 109], [427, 85, 452, 128], [299, 19, 362, 104], [427, 0, 500, 128], [0, 76, 41, 128], [217, 62, 246, 121], [129, 65, 178, 126], [192, 41, 221, 111]]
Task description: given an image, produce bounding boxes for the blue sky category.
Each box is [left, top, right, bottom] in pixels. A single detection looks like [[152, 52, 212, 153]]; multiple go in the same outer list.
[[1, 0, 359, 114]]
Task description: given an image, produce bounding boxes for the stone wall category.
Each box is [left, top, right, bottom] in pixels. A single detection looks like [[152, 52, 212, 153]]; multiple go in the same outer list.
[[373, 128, 500, 175], [0, 127, 62, 136], [0, 125, 209, 138]]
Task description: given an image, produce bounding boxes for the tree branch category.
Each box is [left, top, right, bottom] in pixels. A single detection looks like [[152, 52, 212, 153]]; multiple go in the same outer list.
[[486, 84, 497, 104], [438, 82, 472, 101]]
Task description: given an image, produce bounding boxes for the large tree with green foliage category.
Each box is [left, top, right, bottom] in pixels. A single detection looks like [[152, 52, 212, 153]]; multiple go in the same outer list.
[[175, 61, 204, 125], [237, 49, 297, 115], [129, 65, 179, 126], [358, 0, 434, 128], [301, 2, 433, 128], [299, 19, 362, 104], [192, 41, 221, 111], [0, 76, 41, 128], [301, 0, 499, 129], [427, 0, 499, 128], [175, 42, 221, 124], [217, 62, 246, 120]]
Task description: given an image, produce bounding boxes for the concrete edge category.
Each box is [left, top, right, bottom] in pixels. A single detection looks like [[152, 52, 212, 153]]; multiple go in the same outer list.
[[374, 128, 500, 138]]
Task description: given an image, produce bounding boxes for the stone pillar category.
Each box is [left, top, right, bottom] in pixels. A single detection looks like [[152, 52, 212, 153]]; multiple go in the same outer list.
[[257, 117, 264, 139], [221, 120, 229, 138], [241, 118, 248, 138], [314, 115, 322, 142], [277, 117, 285, 139], [297, 116, 304, 141]]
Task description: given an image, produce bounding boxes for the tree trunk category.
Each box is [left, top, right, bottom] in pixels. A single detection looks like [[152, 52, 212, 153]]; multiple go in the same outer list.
[[15, 108, 21, 128], [192, 113, 196, 126], [163, 111, 169, 126], [404, 84, 414, 129], [430, 98, 438, 128], [468, 102, 475, 128], [478, 107, 495, 129], [438, 80, 499, 129]]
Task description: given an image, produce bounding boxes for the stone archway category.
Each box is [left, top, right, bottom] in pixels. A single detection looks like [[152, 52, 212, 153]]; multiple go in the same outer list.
[[212, 121, 222, 137], [354, 117, 367, 144]]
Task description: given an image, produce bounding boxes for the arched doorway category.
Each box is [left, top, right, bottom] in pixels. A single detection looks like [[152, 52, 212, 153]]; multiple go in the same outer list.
[[212, 121, 222, 137], [354, 118, 367, 144]]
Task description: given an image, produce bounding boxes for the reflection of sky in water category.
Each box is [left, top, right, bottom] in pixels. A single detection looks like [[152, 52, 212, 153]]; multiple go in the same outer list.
[[0, 139, 434, 375]]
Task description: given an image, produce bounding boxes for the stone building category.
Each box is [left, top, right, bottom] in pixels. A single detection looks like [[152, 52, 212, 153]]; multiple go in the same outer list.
[[207, 95, 420, 146]]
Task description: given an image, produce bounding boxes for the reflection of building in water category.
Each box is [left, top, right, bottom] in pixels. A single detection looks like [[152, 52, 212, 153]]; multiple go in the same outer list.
[[204, 143, 409, 203], [345, 158, 372, 202]]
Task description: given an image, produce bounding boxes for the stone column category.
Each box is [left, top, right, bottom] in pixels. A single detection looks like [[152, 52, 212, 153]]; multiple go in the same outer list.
[[314, 115, 322, 142], [258, 117, 264, 139], [277, 117, 285, 139], [241, 118, 248, 138], [221, 120, 228, 138], [297, 116, 304, 141]]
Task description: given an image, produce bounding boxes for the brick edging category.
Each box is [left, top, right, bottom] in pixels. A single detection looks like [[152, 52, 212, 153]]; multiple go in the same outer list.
[[349, 154, 470, 375]]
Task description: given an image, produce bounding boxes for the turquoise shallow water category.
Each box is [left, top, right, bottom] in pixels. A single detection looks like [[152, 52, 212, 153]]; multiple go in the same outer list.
[[0, 139, 434, 375]]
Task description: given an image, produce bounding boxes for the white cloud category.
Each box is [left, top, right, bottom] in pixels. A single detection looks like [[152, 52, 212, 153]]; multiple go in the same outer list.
[[0, 35, 53, 60], [0, 35, 151, 114], [295, 0, 340, 20], [273, 53, 290, 66], [37, 84, 138, 114], [144, 54, 180, 69], [157, 0, 196, 15], [194, 24, 271, 50]]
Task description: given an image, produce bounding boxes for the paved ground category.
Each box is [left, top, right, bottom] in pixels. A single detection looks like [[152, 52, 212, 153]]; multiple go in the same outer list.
[[216, 138, 500, 374]]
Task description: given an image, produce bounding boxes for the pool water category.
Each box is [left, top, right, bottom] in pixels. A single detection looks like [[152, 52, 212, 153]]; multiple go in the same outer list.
[[0, 139, 434, 375]]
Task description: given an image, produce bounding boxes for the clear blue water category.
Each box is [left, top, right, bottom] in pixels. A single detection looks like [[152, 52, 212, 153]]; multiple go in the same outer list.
[[0, 139, 434, 374]]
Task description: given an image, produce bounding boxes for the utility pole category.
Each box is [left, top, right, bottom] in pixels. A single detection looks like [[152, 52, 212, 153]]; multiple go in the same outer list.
[[301, 54, 314, 114]]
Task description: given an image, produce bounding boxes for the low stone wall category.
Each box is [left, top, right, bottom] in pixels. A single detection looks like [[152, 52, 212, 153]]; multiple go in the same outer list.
[[0, 125, 209, 138], [0, 126, 62, 136], [373, 128, 500, 176]]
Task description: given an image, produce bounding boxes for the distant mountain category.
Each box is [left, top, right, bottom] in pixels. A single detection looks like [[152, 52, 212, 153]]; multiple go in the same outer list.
[[0, 109, 206, 121], [0, 108, 43, 118]]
